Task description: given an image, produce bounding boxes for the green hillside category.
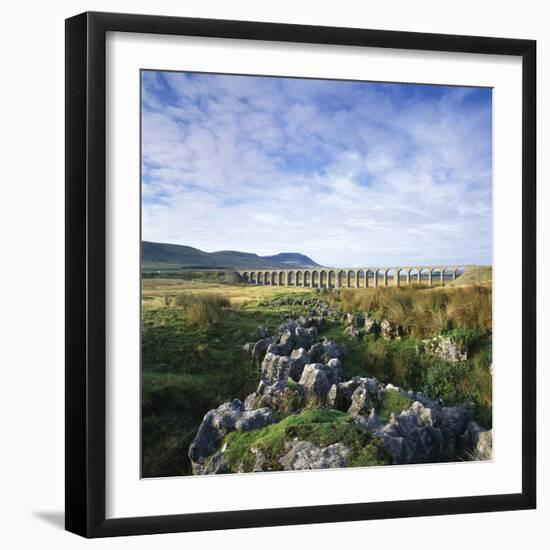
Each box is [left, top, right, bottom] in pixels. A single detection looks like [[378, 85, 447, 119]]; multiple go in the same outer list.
[[142, 241, 321, 270]]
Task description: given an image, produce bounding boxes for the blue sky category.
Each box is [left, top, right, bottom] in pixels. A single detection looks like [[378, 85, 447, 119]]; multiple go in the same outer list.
[[141, 71, 492, 267]]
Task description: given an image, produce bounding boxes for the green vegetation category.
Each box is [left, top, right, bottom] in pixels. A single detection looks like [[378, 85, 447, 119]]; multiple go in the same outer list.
[[221, 409, 390, 472], [378, 389, 413, 421], [142, 273, 492, 477]]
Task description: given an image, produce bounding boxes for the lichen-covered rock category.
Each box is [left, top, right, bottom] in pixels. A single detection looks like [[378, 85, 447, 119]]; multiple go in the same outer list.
[[459, 421, 492, 460], [256, 325, 269, 339], [328, 376, 381, 411], [376, 402, 444, 464], [380, 319, 402, 340], [235, 408, 277, 431], [372, 400, 481, 464], [289, 348, 311, 382], [344, 313, 364, 327], [364, 314, 377, 334], [251, 337, 274, 364], [260, 353, 291, 387], [309, 338, 345, 363], [268, 330, 293, 356], [188, 399, 276, 470], [417, 335, 467, 362], [242, 342, 256, 357], [295, 325, 317, 349], [324, 358, 342, 386], [435, 406, 469, 436], [280, 441, 351, 470], [243, 392, 258, 410], [344, 325, 361, 339], [348, 385, 376, 416], [193, 451, 231, 475], [476, 430, 492, 460], [299, 364, 331, 400], [189, 400, 244, 464]]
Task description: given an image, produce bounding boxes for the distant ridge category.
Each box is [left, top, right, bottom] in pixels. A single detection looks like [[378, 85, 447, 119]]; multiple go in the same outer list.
[[142, 241, 322, 269]]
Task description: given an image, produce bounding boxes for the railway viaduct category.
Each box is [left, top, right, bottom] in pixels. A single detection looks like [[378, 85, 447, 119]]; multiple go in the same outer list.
[[236, 265, 475, 288]]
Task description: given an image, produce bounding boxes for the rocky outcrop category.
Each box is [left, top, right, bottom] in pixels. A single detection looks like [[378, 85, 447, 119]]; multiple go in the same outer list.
[[417, 335, 467, 362], [191, 302, 491, 475]]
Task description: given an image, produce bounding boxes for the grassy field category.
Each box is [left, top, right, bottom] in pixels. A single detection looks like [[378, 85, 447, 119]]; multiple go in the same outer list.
[[142, 275, 492, 477]]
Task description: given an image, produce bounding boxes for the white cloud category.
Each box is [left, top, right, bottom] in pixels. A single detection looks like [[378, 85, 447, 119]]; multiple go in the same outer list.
[[141, 72, 492, 267]]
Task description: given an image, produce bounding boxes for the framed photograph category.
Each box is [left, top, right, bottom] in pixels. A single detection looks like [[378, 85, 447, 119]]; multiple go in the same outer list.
[[65, 11, 536, 538]]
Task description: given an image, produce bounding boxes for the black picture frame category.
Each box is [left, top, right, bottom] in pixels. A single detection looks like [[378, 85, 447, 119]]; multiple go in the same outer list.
[[65, 11, 536, 538]]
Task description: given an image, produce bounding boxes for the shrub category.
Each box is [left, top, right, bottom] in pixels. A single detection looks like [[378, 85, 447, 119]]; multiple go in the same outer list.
[[421, 361, 476, 405]]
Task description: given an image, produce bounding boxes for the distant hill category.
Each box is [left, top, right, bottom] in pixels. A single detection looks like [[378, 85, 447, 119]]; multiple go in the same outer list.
[[142, 241, 322, 270]]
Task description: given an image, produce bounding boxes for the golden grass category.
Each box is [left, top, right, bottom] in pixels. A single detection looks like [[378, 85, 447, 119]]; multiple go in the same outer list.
[[328, 284, 492, 337], [142, 279, 310, 309], [172, 293, 230, 327]]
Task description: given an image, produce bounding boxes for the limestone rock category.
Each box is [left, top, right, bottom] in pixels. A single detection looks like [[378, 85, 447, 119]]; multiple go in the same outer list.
[[193, 451, 231, 475], [476, 430, 493, 460], [364, 314, 377, 334], [344, 313, 364, 327], [418, 335, 467, 362], [234, 407, 277, 432], [280, 441, 351, 470], [309, 338, 345, 363], [189, 400, 244, 464], [344, 325, 361, 339], [251, 337, 274, 364], [288, 348, 311, 382], [299, 364, 331, 399], [329, 376, 381, 411], [380, 319, 402, 340], [260, 353, 291, 387], [256, 325, 269, 339], [189, 399, 275, 470], [347, 385, 375, 416], [459, 421, 493, 460]]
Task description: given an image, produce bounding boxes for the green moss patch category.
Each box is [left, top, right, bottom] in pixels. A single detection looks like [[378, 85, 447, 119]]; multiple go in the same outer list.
[[222, 408, 390, 472], [378, 389, 412, 422]]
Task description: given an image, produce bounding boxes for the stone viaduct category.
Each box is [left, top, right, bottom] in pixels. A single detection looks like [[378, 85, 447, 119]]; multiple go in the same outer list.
[[237, 265, 475, 288]]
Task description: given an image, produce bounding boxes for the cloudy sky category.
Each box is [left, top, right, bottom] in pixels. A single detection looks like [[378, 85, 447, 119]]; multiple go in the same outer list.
[[141, 70, 492, 267]]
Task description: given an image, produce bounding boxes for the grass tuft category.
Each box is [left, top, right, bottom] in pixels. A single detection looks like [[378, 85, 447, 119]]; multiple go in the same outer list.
[[174, 293, 230, 327]]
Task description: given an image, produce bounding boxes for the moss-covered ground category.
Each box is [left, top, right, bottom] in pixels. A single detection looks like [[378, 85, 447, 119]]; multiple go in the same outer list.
[[221, 408, 390, 472]]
